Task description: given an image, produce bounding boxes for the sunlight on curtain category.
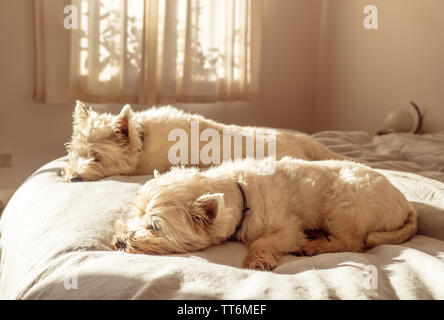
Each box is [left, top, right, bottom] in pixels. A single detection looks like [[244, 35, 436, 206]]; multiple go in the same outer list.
[[60, 0, 261, 103]]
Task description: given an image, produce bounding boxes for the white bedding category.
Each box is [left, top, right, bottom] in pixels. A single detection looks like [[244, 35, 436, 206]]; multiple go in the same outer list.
[[1, 131, 444, 299]]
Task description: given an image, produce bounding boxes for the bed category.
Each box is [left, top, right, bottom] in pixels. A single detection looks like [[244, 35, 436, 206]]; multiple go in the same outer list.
[[1, 130, 444, 299]]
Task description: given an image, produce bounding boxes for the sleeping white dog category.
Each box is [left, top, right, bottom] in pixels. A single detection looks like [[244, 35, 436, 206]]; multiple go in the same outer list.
[[63, 101, 352, 182], [112, 158, 417, 271]]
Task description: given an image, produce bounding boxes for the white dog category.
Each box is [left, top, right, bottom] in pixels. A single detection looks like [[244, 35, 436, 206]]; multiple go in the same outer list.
[[112, 158, 417, 271], [64, 101, 351, 182]]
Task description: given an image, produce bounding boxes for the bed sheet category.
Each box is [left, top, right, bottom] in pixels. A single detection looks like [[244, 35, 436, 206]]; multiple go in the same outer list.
[[1, 131, 444, 299]]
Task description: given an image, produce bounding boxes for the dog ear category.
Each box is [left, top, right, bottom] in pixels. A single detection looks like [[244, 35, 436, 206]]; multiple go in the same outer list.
[[114, 219, 128, 234], [114, 104, 133, 138], [191, 193, 224, 224], [73, 100, 89, 123]]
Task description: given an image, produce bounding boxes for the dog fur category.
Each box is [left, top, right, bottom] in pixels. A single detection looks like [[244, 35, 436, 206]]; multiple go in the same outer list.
[[64, 101, 351, 182], [112, 158, 417, 271]]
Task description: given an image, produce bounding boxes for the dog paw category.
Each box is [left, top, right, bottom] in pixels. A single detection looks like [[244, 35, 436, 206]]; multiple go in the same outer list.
[[292, 249, 305, 257], [243, 251, 278, 271], [300, 241, 323, 256]]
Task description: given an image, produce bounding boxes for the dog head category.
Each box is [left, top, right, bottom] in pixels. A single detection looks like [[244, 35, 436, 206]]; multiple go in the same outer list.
[[112, 168, 235, 255], [63, 101, 143, 182]]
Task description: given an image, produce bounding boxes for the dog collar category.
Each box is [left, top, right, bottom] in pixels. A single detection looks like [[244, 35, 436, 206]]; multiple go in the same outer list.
[[229, 183, 250, 241]]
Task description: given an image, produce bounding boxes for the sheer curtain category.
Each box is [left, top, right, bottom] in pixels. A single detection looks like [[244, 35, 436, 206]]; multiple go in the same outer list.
[[35, 0, 262, 104]]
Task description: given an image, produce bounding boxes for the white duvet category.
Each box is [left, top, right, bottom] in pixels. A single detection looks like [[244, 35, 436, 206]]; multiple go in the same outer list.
[[1, 131, 444, 299]]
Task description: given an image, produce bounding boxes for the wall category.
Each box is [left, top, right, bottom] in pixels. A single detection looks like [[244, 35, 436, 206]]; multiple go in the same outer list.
[[315, 0, 444, 133], [0, 0, 74, 191], [0, 0, 323, 190]]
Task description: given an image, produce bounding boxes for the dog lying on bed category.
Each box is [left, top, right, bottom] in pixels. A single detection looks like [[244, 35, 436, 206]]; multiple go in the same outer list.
[[63, 101, 352, 182], [112, 158, 417, 271]]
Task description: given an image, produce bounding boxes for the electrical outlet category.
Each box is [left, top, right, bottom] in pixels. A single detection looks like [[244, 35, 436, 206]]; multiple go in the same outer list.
[[0, 153, 12, 167]]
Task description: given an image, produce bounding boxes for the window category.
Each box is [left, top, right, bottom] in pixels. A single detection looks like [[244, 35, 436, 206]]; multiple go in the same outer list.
[[35, 0, 262, 104]]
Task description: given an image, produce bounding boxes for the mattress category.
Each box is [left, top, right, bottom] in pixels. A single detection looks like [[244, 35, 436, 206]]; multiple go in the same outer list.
[[1, 130, 444, 299]]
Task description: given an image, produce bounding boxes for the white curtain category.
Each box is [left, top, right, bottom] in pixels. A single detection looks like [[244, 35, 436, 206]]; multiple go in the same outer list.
[[35, 0, 262, 104]]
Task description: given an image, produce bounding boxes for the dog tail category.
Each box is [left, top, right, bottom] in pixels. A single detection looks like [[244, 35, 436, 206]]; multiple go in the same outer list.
[[308, 139, 360, 162], [365, 209, 418, 248]]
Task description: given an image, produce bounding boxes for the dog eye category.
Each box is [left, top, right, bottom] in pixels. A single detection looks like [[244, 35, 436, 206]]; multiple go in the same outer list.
[[91, 152, 100, 162]]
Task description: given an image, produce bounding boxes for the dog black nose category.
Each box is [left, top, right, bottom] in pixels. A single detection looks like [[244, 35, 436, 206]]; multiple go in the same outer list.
[[114, 239, 127, 250], [69, 176, 83, 182]]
